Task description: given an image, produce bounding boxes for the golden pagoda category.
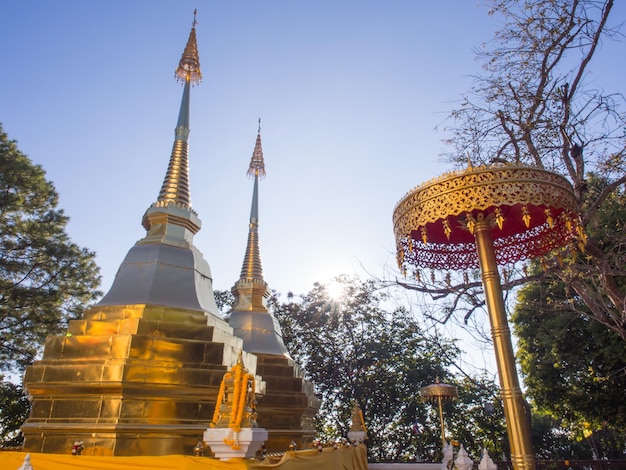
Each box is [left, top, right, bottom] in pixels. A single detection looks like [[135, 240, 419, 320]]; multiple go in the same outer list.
[[226, 121, 319, 451], [19, 12, 317, 457]]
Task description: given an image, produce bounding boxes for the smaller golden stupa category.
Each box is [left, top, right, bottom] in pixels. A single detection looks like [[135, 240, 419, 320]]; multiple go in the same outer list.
[[349, 403, 367, 434], [225, 121, 320, 451]]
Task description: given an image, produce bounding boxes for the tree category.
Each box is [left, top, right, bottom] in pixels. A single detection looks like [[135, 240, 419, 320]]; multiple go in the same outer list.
[[529, 411, 591, 460], [271, 276, 507, 463], [0, 124, 101, 372], [0, 379, 30, 448], [398, 0, 626, 338], [213, 289, 234, 316], [445, 376, 508, 460], [512, 268, 626, 458]]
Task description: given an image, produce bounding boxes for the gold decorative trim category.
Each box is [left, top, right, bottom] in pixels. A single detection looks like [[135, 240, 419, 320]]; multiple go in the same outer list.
[[393, 164, 581, 270]]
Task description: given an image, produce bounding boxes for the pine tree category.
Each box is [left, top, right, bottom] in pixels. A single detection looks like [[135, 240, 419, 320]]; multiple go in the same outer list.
[[0, 124, 101, 372]]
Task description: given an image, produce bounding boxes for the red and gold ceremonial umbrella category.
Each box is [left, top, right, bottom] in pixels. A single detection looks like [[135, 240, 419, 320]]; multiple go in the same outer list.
[[393, 164, 583, 470]]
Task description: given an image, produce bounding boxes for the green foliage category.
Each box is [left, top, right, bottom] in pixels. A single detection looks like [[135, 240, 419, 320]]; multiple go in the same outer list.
[[0, 378, 30, 447], [446, 376, 507, 460], [271, 276, 507, 463], [0, 124, 101, 371], [513, 269, 626, 458], [530, 412, 590, 460], [213, 289, 234, 316]]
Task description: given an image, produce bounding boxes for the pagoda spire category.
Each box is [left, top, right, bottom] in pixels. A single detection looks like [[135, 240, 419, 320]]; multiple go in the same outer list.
[[239, 119, 266, 282], [142, 10, 202, 239], [154, 11, 201, 207], [228, 122, 289, 356]]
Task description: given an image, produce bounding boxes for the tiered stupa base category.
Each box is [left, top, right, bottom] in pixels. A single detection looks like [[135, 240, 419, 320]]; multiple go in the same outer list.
[[254, 354, 319, 452], [22, 304, 258, 456]]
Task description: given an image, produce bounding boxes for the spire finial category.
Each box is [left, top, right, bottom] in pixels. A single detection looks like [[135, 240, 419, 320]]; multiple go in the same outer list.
[[175, 11, 202, 84], [247, 119, 266, 178]]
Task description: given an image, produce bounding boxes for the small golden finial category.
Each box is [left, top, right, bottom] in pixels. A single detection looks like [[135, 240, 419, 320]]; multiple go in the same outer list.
[[442, 219, 452, 240], [494, 207, 504, 230], [521, 206, 531, 228]]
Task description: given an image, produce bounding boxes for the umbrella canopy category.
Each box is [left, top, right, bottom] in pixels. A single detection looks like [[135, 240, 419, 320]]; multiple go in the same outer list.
[[393, 163, 582, 271]]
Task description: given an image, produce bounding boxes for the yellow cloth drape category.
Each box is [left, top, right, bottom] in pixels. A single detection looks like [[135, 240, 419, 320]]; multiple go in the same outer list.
[[0, 445, 367, 470]]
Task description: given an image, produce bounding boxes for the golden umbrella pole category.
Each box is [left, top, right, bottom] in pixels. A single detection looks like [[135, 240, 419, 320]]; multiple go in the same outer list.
[[393, 164, 584, 470], [473, 214, 534, 470], [421, 379, 457, 446], [436, 396, 445, 446]]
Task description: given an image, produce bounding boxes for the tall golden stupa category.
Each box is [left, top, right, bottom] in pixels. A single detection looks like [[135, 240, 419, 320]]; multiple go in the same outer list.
[[21, 12, 318, 457]]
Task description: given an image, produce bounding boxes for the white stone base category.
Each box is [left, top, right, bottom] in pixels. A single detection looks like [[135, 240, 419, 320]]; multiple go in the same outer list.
[[203, 427, 268, 460], [347, 430, 368, 444]]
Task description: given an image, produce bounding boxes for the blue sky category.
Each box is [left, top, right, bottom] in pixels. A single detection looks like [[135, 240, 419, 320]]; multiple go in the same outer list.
[[1, 1, 496, 294], [1, 2, 623, 371]]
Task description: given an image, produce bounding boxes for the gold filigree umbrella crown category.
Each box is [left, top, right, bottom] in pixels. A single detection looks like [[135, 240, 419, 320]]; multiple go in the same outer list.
[[393, 163, 585, 272]]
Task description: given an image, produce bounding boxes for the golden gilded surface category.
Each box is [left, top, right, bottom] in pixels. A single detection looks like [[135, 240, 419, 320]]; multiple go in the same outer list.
[[420, 382, 458, 401], [394, 164, 577, 226], [247, 124, 266, 178], [228, 127, 293, 358], [1, 445, 368, 470], [157, 139, 191, 207], [239, 223, 265, 286], [393, 163, 580, 270], [21, 302, 250, 456], [474, 221, 535, 470], [349, 403, 366, 433], [19, 12, 318, 458], [209, 355, 261, 456], [254, 355, 319, 451], [420, 379, 457, 446], [142, 210, 200, 235], [22, 301, 318, 455]]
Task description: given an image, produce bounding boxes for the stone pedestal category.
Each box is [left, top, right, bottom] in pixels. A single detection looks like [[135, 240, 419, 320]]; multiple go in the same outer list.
[[347, 430, 367, 444], [203, 427, 268, 460]]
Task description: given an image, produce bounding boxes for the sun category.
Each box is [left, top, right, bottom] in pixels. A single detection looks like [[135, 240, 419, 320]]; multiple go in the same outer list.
[[325, 278, 345, 301]]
